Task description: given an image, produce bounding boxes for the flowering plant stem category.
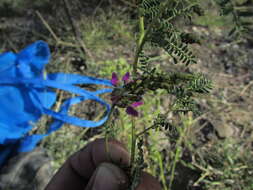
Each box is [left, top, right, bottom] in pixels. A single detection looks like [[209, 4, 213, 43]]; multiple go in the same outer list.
[[130, 117, 137, 175], [105, 104, 116, 161], [133, 15, 145, 77], [130, 11, 145, 177], [132, 0, 171, 77]]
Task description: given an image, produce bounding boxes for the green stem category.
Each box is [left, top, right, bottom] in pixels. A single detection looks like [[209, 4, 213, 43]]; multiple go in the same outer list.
[[133, 15, 145, 77], [105, 104, 115, 161], [157, 152, 168, 190], [139, 16, 145, 46], [130, 117, 137, 175], [133, 0, 174, 77], [169, 145, 181, 190], [169, 121, 185, 190]]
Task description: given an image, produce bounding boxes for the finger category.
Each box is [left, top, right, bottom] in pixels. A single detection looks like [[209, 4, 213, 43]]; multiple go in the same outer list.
[[46, 139, 130, 190], [85, 163, 129, 190], [71, 139, 130, 179], [136, 172, 162, 190]]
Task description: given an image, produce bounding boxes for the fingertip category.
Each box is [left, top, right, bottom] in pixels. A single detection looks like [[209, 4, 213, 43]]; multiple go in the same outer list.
[[85, 163, 129, 190], [67, 138, 130, 183], [91, 139, 130, 167], [46, 139, 131, 190]]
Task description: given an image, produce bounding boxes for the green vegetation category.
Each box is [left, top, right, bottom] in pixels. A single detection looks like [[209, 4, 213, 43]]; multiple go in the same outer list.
[[1, 0, 253, 189]]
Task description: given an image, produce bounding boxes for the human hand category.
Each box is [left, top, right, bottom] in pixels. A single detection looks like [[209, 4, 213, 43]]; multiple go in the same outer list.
[[45, 139, 162, 190]]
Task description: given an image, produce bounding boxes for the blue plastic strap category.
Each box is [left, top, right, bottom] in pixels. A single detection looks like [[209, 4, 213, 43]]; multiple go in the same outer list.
[[0, 40, 114, 164], [48, 73, 113, 86], [17, 81, 112, 152]]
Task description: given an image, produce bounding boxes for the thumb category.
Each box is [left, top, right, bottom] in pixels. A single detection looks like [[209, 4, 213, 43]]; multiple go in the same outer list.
[[85, 163, 129, 190]]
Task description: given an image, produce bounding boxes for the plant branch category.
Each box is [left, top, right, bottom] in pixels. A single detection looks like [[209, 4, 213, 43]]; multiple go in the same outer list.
[[104, 104, 116, 161], [133, 15, 145, 77], [132, 0, 175, 77], [136, 124, 155, 137]]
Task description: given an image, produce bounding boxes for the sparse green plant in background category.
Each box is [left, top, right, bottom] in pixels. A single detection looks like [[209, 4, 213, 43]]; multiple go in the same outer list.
[[214, 0, 253, 39]]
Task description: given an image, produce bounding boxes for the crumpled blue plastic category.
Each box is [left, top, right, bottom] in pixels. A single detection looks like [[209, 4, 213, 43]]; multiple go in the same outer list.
[[0, 41, 113, 166]]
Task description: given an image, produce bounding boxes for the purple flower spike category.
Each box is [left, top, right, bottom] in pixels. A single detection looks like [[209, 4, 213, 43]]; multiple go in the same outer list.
[[111, 72, 119, 86], [122, 72, 130, 83], [131, 101, 144, 108], [126, 106, 139, 117]]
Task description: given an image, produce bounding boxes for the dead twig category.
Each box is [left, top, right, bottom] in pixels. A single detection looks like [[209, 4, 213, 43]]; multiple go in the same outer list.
[[36, 11, 90, 49], [118, 0, 137, 8], [240, 80, 253, 96], [36, 11, 60, 42], [62, 0, 94, 60]]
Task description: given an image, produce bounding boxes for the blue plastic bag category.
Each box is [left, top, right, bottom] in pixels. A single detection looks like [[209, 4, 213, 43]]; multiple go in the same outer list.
[[0, 41, 113, 166]]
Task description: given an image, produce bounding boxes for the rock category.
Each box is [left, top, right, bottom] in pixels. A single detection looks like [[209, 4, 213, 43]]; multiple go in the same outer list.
[[0, 149, 53, 190]]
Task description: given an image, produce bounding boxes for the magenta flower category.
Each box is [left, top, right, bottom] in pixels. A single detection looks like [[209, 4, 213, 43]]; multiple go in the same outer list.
[[110, 72, 143, 117], [126, 101, 144, 117], [111, 72, 130, 86], [111, 72, 119, 86], [122, 72, 130, 84]]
